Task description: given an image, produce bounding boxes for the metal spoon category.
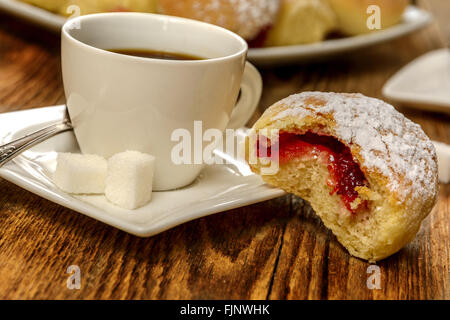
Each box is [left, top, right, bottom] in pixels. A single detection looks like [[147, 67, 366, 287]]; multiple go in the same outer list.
[[0, 108, 73, 168]]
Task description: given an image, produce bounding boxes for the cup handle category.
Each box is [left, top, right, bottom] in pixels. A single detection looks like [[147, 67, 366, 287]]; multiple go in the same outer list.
[[226, 62, 262, 129]]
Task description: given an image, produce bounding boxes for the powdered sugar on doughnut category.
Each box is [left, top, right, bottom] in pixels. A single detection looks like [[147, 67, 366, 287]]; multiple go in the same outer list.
[[160, 0, 279, 40], [271, 92, 438, 204], [197, 0, 279, 39], [229, 0, 280, 39]]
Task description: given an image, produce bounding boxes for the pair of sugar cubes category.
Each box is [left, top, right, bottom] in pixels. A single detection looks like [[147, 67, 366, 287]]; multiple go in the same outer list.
[[53, 151, 155, 210]]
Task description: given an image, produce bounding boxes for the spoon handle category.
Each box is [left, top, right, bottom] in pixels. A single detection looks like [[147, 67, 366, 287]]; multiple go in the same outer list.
[[0, 120, 73, 168]]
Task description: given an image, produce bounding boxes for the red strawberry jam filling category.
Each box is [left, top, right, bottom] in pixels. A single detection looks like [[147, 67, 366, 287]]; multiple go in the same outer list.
[[257, 131, 368, 213]]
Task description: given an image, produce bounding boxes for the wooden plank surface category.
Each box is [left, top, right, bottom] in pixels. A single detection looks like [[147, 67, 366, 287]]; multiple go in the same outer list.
[[0, 0, 448, 299]]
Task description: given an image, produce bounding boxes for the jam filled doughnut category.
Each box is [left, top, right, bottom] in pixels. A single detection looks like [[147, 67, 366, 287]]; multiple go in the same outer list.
[[247, 92, 438, 262], [157, 0, 280, 41]]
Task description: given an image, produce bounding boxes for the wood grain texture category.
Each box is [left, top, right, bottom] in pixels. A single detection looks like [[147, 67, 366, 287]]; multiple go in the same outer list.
[[0, 0, 448, 300]]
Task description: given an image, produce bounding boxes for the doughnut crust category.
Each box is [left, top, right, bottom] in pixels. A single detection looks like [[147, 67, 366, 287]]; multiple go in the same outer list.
[[247, 92, 438, 262], [157, 0, 280, 40]]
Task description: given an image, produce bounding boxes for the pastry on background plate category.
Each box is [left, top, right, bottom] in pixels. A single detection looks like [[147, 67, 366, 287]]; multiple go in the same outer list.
[[21, 0, 157, 15], [327, 0, 410, 36], [20, 0, 410, 47], [60, 0, 157, 15], [247, 92, 438, 262], [157, 0, 280, 41], [264, 0, 337, 46]]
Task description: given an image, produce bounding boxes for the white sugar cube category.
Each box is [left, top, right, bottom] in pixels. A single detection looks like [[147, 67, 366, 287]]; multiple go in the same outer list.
[[433, 141, 450, 184], [54, 153, 107, 194], [105, 151, 155, 210]]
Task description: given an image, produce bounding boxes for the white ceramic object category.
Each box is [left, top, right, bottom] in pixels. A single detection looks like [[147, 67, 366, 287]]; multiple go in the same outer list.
[[248, 6, 432, 66], [433, 141, 450, 184], [0, 0, 65, 31], [383, 48, 450, 114], [0, 105, 285, 237], [61, 13, 262, 191], [0, 2, 431, 66]]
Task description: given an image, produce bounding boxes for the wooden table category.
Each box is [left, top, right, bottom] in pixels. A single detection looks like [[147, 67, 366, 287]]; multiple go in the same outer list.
[[0, 0, 448, 300]]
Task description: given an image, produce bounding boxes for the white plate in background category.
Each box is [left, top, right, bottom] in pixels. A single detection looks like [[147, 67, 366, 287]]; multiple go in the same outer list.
[[248, 6, 432, 66], [0, 0, 65, 31], [0, 105, 285, 236], [0, 1, 432, 66]]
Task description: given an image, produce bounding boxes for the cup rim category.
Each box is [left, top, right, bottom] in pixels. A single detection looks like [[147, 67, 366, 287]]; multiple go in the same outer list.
[[62, 12, 248, 64]]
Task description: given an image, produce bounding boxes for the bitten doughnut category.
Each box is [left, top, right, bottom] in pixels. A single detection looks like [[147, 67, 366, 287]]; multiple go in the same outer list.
[[157, 0, 280, 41], [264, 0, 337, 46], [327, 0, 409, 36], [247, 92, 438, 262]]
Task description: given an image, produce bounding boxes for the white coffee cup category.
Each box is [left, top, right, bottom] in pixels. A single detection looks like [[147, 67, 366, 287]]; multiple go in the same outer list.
[[61, 13, 262, 191]]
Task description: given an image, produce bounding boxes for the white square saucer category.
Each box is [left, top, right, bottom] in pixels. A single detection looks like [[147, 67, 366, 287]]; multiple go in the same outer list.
[[0, 105, 285, 236], [383, 49, 450, 114]]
